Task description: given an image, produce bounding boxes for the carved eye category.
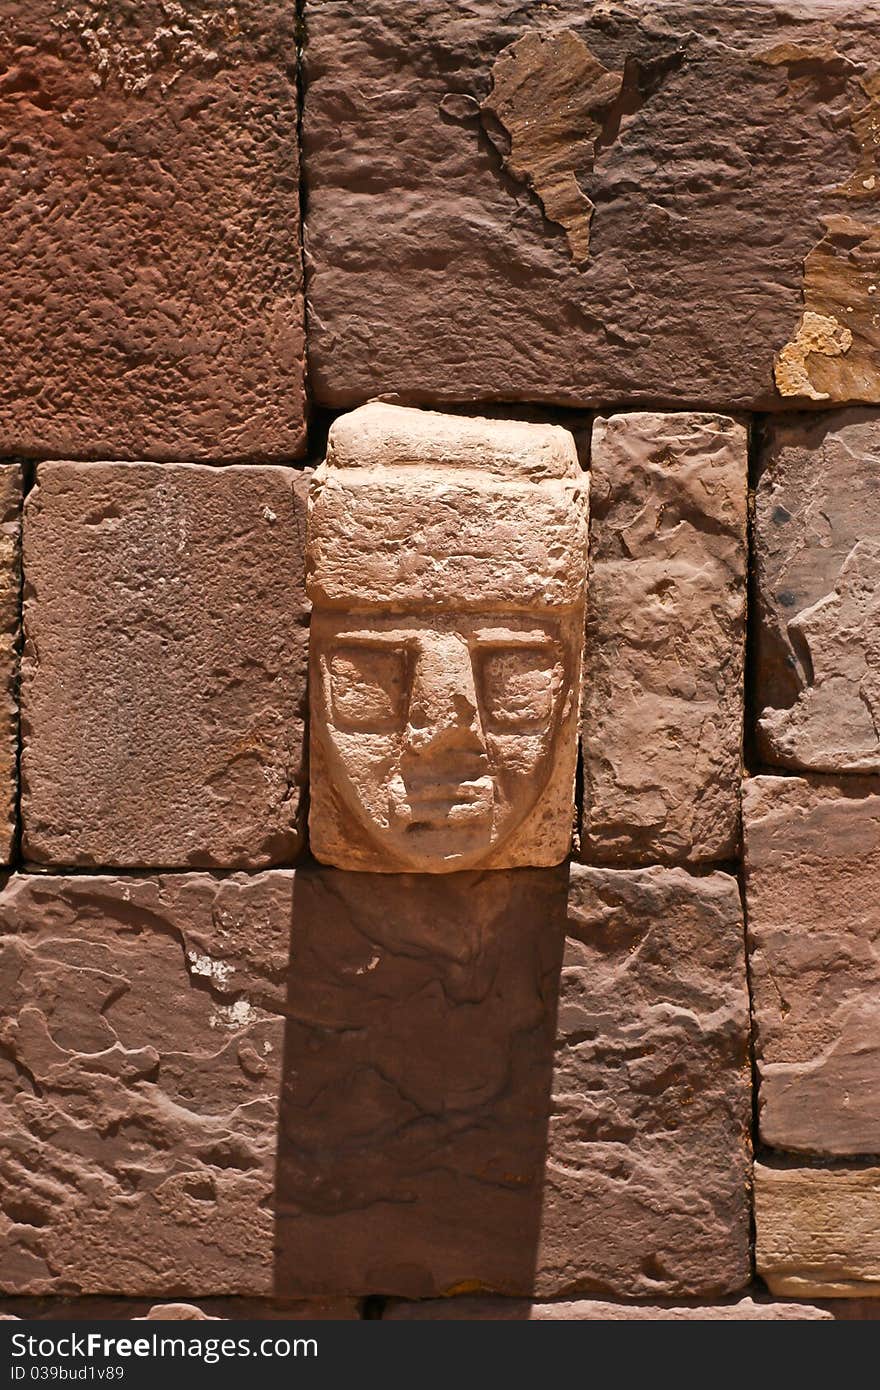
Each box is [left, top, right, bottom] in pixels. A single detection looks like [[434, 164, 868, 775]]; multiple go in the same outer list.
[[328, 645, 407, 730], [477, 646, 560, 732]]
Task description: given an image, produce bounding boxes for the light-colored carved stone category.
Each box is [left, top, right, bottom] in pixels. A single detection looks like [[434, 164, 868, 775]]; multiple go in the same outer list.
[[306, 403, 588, 872], [756, 1164, 880, 1298]]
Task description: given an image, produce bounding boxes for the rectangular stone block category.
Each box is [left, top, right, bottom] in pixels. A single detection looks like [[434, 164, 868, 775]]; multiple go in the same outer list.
[[385, 1296, 831, 1320], [0, 871, 295, 1296], [743, 776, 880, 1155], [0, 2, 304, 460], [306, 403, 588, 874], [277, 862, 751, 1299], [756, 1163, 880, 1299], [582, 412, 747, 865], [0, 1297, 360, 1320], [0, 466, 21, 864], [21, 462, 308, 868], [303, 1, 880, 412], [755, 411, 880, 771]]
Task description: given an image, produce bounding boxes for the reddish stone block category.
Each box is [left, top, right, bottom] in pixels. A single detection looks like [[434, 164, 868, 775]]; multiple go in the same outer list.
[[0, 466, 21, 864], [0, 1, 304, 460], [21, 462, 308, 868], [0, 872, 294, 1297], [744, 775, 880, 1155], [277, 863, 751, 1299], [304, 1, 880, 411]]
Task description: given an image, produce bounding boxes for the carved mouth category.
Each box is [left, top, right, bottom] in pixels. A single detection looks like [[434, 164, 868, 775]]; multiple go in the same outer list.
[[403, 777, 493, 829]]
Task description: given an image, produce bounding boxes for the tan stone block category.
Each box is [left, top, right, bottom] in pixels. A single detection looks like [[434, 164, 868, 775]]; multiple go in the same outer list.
[[582, 412, 747, 865], [385, 1295, 832, 1320], [756, 1163, 880, 1298], [306, 403, 588, 872], [744, 775, 880, 1155], [21, 463, 308, 868], [755, 410, 880, 772]]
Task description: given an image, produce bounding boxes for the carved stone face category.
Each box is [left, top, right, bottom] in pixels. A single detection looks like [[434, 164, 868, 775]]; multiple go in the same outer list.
[[311, 610, 576, 871], [306, 402, 588, 873]]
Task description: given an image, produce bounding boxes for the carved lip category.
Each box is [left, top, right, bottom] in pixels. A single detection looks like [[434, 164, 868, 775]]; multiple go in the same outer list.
[[405, 778, 489, 807]]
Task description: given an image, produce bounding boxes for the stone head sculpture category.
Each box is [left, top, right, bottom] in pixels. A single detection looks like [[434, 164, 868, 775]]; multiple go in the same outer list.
[[306, 403, 589, 872]]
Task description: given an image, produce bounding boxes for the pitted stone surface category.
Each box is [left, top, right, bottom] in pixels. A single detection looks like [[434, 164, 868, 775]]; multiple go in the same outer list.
[[0, 872, 295, 1296], [0, 1, 304, 460], [743, 776, 880, 1155], [756, 1163, 880, 1299], [582, 412, 747, 865], [277, 863, 750, 1299], [755, 411, 880, 771], [304, 1, 880, 411], [307, 403, 588, 873], [21, 463, 308, 869], [0, 466, 21, 864]]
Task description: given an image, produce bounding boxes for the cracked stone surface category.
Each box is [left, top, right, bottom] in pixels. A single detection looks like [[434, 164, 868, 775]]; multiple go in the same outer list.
[[385, 1295, 831, 1320], [755, 410, 880, 770], [21, 463, 309, 868], [303, 0, 880, 411], [277, 863, 750, 1299], [0, 871, 296, 1297], [743, 775, 880, 1155], [756, 1163, 880, 1298], [0, 466, 21, 864], [582, 412, 747, 865], [0, 0, 304, 460]]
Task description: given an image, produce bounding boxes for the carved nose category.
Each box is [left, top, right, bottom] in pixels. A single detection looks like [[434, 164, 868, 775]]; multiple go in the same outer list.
[[405, 636, 484, 752]]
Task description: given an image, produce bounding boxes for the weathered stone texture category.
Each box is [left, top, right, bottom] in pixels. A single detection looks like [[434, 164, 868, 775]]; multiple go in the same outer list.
[[0, 467, 21, 864], [0, 1297, 359, 1320], [0, 872, 295, 1296], [756, 1163, 880, 1299], [743, 776, 880, 1156], [0, 1, 304, 460], [304, 1, 880, 411], [307, 404, 588, 873], [277, 863, 750, 1299], [755, 411, 880, 771], [386, 1296, 831, 1320], [21, 463, 308, 868], [582, 413, 747, 865]]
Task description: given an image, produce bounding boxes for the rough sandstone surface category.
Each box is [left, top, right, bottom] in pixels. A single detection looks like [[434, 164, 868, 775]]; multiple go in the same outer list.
[[0, 1297, 359, 1320], [755, 411, 880, 770], [0, 872, 295, 1296], [306, 403, 588, 873], [0, 0, 304, 460], [21, 463, 309, 868], [303, 0, 880, 411], [743, 776, 880, 1155], [582, 413, 747, 865], [277, 863, 750, 1299], [385, 1296, 832, 1321], [756, 1163, 880, 1298], [0, 467, 21, 863]]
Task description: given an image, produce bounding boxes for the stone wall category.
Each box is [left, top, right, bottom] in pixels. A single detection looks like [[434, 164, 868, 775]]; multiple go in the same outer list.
[[1, 0, 879, 1322]]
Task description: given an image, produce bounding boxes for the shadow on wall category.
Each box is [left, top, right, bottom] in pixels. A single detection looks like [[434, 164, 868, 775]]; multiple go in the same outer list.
[[273, 863, 568, 1301]]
